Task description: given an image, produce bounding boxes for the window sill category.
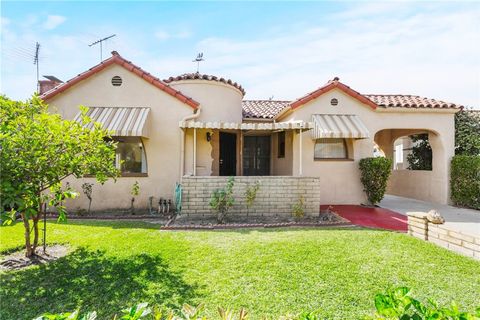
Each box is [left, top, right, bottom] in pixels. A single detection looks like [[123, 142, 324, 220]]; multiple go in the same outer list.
[[84, 173, 149, 178], [314, 158, 354, 162], [120, 173, 148, 177]]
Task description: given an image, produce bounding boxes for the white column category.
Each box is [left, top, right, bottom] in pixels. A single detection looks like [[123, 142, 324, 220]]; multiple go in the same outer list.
[[299, 129, 303, 176], [193, 128, 197, 176], [180, 129, 185, 177]]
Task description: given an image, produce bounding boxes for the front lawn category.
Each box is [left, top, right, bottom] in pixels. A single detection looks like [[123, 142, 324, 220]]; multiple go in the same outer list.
[[0, 221, 479, 319]]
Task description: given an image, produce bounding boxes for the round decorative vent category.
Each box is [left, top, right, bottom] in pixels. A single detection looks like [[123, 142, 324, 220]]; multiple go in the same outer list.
[[330, 98, 338, 106], [111, 76, 122, 86]]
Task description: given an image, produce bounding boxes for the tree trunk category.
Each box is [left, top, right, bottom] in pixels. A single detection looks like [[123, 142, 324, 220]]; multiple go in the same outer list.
[[32, 214, 40, 254], [21, 213, 33, 257]]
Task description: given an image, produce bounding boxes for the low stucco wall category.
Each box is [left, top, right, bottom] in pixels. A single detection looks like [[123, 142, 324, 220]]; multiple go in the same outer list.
[[181, 176, 321, 216], [387, 170, 447, 204], [61, 176, 171, 212]]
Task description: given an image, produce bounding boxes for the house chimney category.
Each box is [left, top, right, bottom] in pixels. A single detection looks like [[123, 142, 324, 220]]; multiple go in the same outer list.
[[39, 75, 63, 95]]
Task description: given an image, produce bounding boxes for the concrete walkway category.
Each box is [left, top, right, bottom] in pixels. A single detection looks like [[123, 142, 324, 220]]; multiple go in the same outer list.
[[380, 195, 480, 236]]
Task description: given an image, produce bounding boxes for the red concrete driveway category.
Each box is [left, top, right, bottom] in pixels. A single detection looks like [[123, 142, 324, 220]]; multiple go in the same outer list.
[[321, 205, 408, 232]]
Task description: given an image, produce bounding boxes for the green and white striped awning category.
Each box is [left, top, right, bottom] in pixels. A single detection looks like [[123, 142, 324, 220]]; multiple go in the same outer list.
[[74, 107, 151, 137], [311, 114, 370, 139]]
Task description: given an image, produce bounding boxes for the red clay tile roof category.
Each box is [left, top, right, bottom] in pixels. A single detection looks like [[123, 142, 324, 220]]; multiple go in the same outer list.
[[244, 94, 462, 119], [364, 95, 461, 109], [163, 73, 246, 96], [40, 51, 200, 109], [290, 77, 378, 110], [242, 100, 290, 119]]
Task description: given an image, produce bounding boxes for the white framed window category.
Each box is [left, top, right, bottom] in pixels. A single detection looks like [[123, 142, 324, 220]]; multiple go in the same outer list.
[[314, 138, 348, 159], [114, 137, 147, 175]]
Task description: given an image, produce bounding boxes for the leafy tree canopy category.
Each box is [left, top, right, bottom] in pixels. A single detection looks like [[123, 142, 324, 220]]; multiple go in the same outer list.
[[0, 95, 118, 256], [407, 134, 432, 171]]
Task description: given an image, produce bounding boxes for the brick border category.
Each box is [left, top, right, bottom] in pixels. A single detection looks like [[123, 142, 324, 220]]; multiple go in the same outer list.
[[160, 221, 352, 231], [407, 212, 480, 260], [45, 214, 166, 220]]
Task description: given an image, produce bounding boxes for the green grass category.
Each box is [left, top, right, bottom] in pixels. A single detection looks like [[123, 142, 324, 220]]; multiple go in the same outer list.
[[1, 221, 479, 319]]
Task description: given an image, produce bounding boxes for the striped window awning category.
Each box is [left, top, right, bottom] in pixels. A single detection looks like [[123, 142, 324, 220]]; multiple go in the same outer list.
[[179, 120, 314, 131], [311, 114, 370, 139], [73, 107, 151, 137]]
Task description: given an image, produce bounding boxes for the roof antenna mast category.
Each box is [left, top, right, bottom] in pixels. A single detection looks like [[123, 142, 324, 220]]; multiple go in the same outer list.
[[89, 34, 116, 62], [34, 42, 40, 93], [193, 53, 204, 73]]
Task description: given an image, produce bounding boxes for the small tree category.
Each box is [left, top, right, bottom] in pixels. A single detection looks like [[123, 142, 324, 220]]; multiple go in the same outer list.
[[130, 181, 140, 215], [292, 196, 305, 221], [209, 177, 235, 223], [406, 134, 432, 170], [81, 182, 94, 214], [359, 157, 393, 205], [0, 96, 118, 257], [455, 109, 480, 156]]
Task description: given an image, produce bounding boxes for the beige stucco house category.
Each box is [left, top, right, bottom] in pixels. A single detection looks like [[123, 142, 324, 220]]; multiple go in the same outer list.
[[40, 51, 461, 215]]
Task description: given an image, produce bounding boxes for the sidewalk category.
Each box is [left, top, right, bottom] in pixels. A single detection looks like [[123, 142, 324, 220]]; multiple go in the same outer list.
[[380, 195, 480, 236]]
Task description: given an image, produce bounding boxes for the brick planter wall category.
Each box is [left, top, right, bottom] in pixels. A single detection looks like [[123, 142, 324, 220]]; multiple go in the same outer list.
[[181, 176, 321, 217], [407, 212, 480, 260]]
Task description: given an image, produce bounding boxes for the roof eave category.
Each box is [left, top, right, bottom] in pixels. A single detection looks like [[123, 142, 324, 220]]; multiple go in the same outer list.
[[289, 81, 378, 111], [375, 107, 460, 114]]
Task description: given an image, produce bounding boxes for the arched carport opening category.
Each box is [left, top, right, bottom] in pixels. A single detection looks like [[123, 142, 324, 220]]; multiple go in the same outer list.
[[374, 128, 449, 204], [392, 133, 432, 171]]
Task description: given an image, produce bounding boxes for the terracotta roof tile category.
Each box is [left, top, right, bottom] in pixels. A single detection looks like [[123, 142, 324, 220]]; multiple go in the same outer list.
[[243, 94, 461, 119], [164, 73, 246, 96], [242, 100, 291, 119], [364, 95, 461, 109], [40, 51, 199, 109]]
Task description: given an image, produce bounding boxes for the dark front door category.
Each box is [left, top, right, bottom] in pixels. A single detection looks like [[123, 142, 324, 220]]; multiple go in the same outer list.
[[219, 132, 237, 176], [243, 136, 271, 176]]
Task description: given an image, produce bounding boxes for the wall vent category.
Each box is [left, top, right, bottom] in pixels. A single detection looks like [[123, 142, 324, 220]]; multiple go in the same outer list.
[[111, 76, 122, 86], [330, 98, 338, 106]]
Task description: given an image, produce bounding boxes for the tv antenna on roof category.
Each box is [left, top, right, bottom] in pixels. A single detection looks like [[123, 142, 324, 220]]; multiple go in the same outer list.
[[193, 53, 204, 73], [89, 34, 116, 62], [33, 42, 40, 93]]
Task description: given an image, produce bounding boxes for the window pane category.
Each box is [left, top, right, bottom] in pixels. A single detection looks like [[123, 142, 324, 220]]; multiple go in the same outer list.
[[314, 138, 347, 159], [115, 138, 147, 173]]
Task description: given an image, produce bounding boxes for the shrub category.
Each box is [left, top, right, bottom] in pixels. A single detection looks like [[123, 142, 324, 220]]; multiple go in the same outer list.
[[209, 177, 235, 223], [244, 180, 260, 214], [455, 109, 480, 156], [33, 288, 480, 320], [359, 157, 393, 205], [450, 155, 480, 209], [292, 196, 305, 220], [33, 303, 247, 320], [372, 286, 480, 319]]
